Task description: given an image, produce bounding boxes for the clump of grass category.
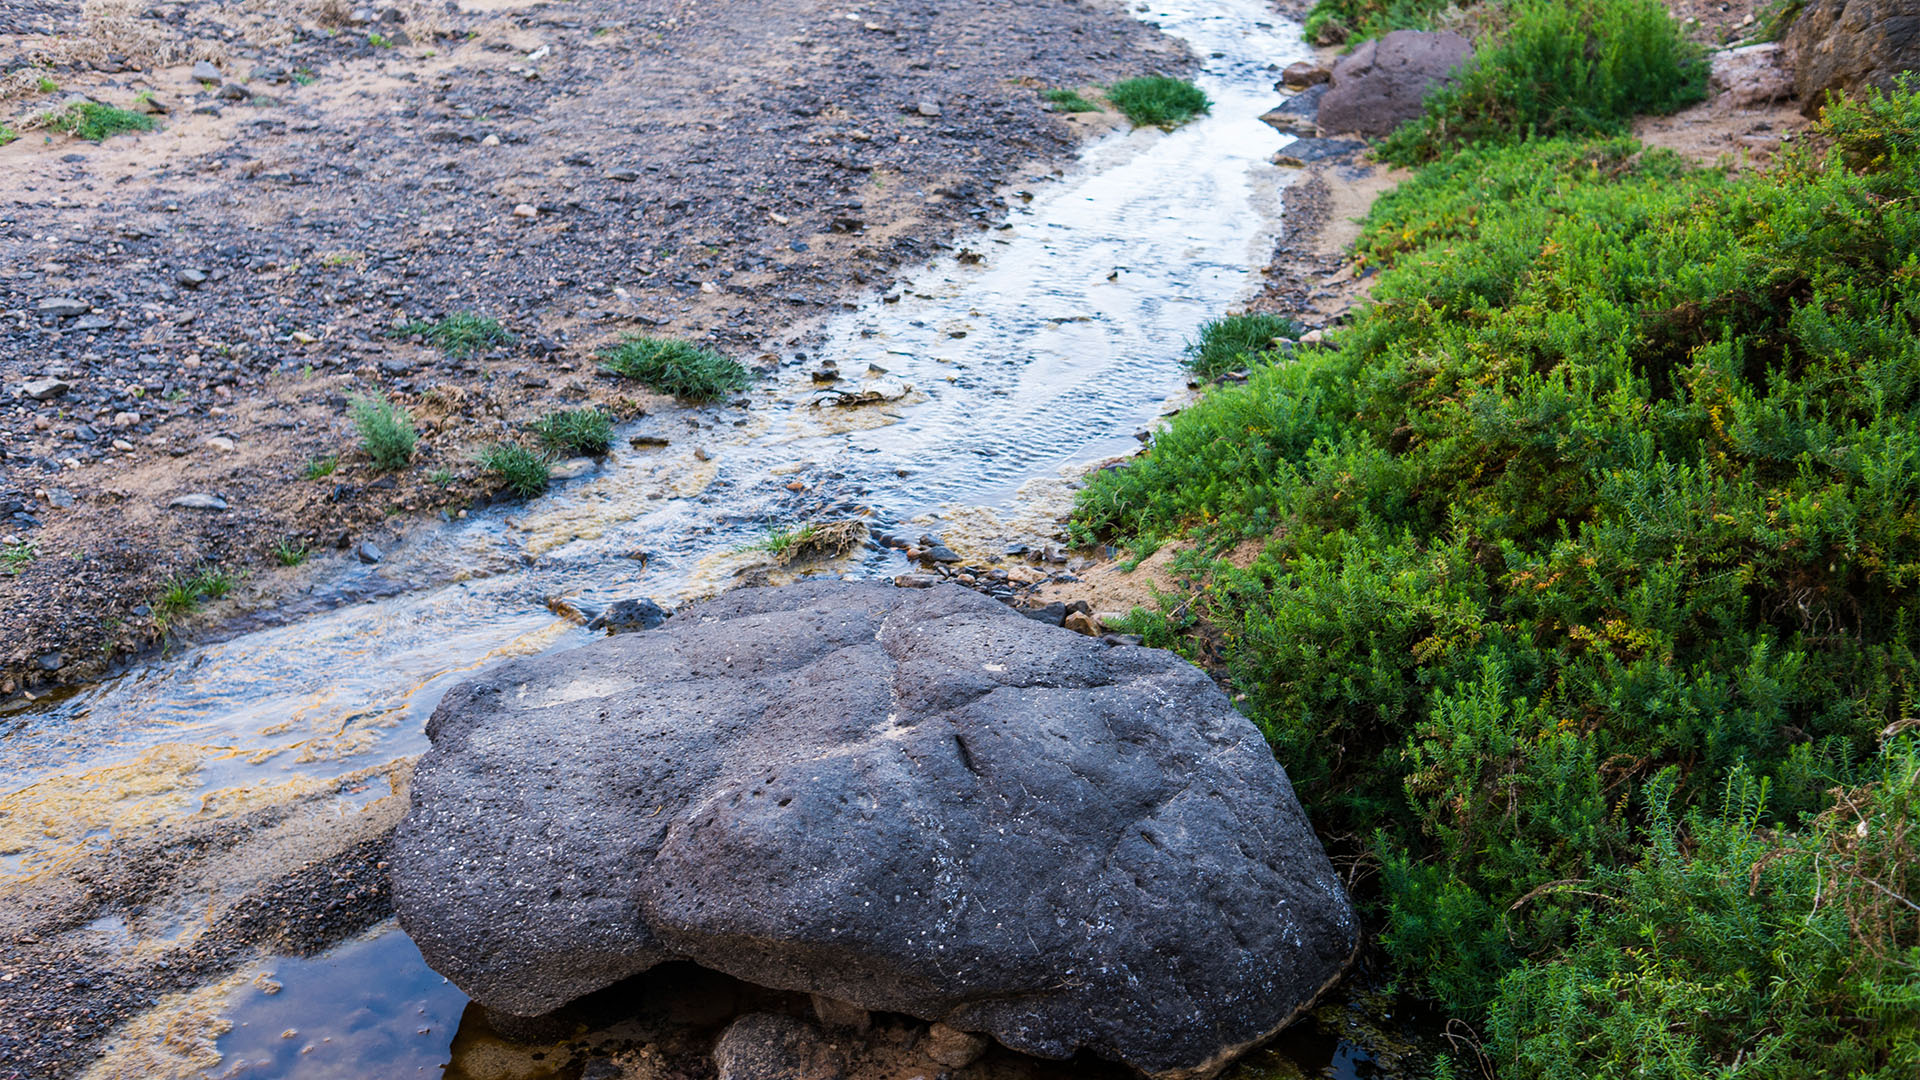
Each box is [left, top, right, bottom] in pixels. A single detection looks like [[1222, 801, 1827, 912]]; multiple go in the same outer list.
[[1185, 313, 1302, 379], [746, 520, 868, 564], [1379, 0, 1706, 164], [475, 441, 550, 499], [531, 407, 613, 457], [392, 312, 514, 358], [428, 467, 456, 487], [0, 124, 17, 147], [153, 566, 235, 622], [46, 101, 157, 142], [1302, 0, 1458, 46], [36, 77, 58, 94], [349, 392, 416, 470], [1106, 76, 1210, 129], [368, 32, 393, 48], [304, 454, 339, 480], [1043, 88, 1103, 113], [598, 335, 751, 403], [271, 540, 308, 567], [3, 541, 37, 574]]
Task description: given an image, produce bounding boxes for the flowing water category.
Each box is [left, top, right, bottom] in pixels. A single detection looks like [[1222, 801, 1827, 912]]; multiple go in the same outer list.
[[0, 2, 1408, 1075]]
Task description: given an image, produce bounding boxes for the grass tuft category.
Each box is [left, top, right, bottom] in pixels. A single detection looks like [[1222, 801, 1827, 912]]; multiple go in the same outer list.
[[3, 541, 36, 575], [531, 407, 613, 457], [392, 312, 514, 358], [304, 454, 339, 480], [1043, 88, 1103, 113], [598, 335, 751, 402], [349, 392, 416, 470], [153, 566, 235, 623], [1185, 313, 1302, 379], [0, 124, 16, 147], [271, 540, 309, 567], [475, 441, 550, 499], [748, 520, 868, 564], [1106, 76, 1210, 129], [46, 101, 156, 142]]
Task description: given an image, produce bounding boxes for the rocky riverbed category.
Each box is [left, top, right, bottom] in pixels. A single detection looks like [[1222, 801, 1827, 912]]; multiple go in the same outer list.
[[0, 0, 1184, 697]]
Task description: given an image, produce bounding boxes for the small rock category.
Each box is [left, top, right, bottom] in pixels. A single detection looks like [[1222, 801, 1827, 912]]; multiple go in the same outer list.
[[113, 411, 139, 429], [20, 379, 71, 402], [36, 298, 88, 318], [141, 94, 171, 115], [811, 994, 871, 1034], [47, 489, 75, 509], [1064, 611, 1102, 637], [914, 99, 942, 117], [606, 168, 638, 181], [629, 435, 670, 448], [217, 82, 248, 101], [512, 203, 538, 218], [481, 133, 501, 147], [1282, 60, 1333, 88], [713, 1013, 844, 1080], [923, 1023, 989, 1069], [549, 457, 596, 480], [923, 544, 962, 564], [1020, 602, 1067, 627], [37, 653, 63, 673], [356, 541, 384, 564], [205, 436, 236, 453], [191, 60, 222, 83], [192, 103, 222, 117], [893, 573, 938, 588], [113, 438, 135, 452], [169, 493, 229, 510], [586, 598, 672, 634], [176, 268, 209, 288]]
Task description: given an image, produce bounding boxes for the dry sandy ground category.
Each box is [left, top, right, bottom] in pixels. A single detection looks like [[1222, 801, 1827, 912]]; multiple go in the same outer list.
[[0, 0, 1182, 700]]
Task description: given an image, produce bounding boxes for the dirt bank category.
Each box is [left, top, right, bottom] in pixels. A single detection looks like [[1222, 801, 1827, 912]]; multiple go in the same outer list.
[[0, 0, 1183, 700]]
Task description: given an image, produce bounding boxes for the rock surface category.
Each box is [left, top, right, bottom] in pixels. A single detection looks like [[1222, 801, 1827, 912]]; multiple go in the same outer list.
[[1784, 0, 1920, 116], [1709, 43, 1796, 108], [1316, 29, 1474, 138], [394, 580, 1356, 1078]]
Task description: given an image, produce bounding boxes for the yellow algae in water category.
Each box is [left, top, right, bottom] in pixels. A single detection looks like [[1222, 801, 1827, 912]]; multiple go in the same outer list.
[[0, 743, 203, 865], [79, 963, 259, 1080], [516, 448, 726, 558], [926, 463, 1097, 562]]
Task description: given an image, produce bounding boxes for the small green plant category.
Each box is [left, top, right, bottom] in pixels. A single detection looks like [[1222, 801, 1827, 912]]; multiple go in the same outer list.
[[153, 566, 235, 622], [475, 442, 550, 499], [1106, 76, 1210, 129], [369, 32, 393, 48], [271, 540, 308, 567], [45, 101, 157, 142], [3, 541, 37, 575], [741, 520, 867, 564], [304, 454, 339, 479], [0, 124, 16, 147], [531, 407, 613, 457], [598, 335, 751, 403], [750, 524, 816, 558], [1302, 0, 1457, 46], [428, 467, 457, 487], [1043, 88, 1103, 113], [349, 392, 416, 470], [392, 312, 514, 358], [36, 77, 58, 94], [292, 68, 318, 86], [1185, 313, 1302, 379]]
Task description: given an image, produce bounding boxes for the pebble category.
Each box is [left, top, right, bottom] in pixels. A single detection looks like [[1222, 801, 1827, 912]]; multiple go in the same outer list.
[[113, 439, 135, 452], [176, 268, 209, 289], [169, 493, 229, 510], [205, 436, 236, 452], [355, 541, 383, 564], [36, 298, 88, 318], [481, 133, 501, 147], [915, 99, 942, 117], [37, 653, 63, 673], [191, 60, 222, 83], [512, 203, 538, 218], [549, 457, 597, 480], [21, 379, 71, 401], [113, 412, 139, 428]]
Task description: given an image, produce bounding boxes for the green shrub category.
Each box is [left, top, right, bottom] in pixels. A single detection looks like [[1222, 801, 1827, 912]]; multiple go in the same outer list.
[[1186, 313, 1302, 380], [392, 312, 513, 357], [1106, 76, 1210, 129], [46, 101, 156, 142], [0, 124, 16, 147], [531, 407, 613, 457], [3, 541, 36, 574], [154, 566, 235, 622], [271, 540, 309, 567], [1073, 84, 1920, 1044], [349, 392, 416, 470], [598, 335, 751, 402], [1379, 0, 1706, 164], [1303, 0, 1461, 46], [1043, 88, 1103, 113], [475, 441, 550, 499]]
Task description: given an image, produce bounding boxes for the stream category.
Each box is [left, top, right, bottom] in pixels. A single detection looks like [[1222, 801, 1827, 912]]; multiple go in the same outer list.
[[0, 3, 1417, 1077]]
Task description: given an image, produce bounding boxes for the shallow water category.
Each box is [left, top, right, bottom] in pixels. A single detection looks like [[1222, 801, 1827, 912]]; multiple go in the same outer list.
[[3, 0, 1335, 1074]]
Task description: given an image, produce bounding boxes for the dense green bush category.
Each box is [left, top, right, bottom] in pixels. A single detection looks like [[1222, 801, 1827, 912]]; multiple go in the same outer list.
[[1186, 313, 1303, 380], [1106, 76, 1210, 130], [475, 441, 550, 499], [598, 335, 751, 402], [1075, 85, 1920, 1065], [349, 392, 416, 470], [1379, 0, 1706, 164], [46, 101, 156, 141], [531, 406, 613, 457]]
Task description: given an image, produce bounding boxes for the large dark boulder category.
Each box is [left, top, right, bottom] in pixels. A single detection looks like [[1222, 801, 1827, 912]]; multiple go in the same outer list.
[[1784, 0, 1920, 117], [1316, 29, 1474, 138], [393, 581, 1356, 1078]]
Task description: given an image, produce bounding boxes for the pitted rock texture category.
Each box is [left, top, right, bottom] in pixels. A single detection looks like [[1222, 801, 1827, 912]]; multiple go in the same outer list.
[[392, 581, 1356, 1078], [1785, 0, 1920, 117], [1316, 29, 1474, 137]]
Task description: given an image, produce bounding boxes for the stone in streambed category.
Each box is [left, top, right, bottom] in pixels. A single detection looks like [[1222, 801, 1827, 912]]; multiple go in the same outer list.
[[392, 581, 1356, 1079], [1316, 29, 1473, 138]]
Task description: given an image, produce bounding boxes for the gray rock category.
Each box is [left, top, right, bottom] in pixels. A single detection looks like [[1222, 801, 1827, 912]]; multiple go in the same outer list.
[[1710, 43, 1794, 108], [175, 268, 208, 288], [1316, 30, 1474, 138], [1282, 60, 1332, 88], [393, 581, 1356, 1078], [20, 379, 71, 402], [168, 493, 228, 510], [915, 99, 942, 117], [37, 297, 88, 318], [713, 1013, 844, 1080], [192, 104, 222, 117], [585, 597, 671, 633], [1272, 137, 1367, 167], [356, 541, 383, 564], [216, 82, 249, 101], [191, 60, 222, 83], [37, 653, 63, 672], [1260, 83, 1327, 136], [1784, 0, 1920, 117]]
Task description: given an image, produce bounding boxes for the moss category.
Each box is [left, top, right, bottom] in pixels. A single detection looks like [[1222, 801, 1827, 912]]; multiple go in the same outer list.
[[1106, 76, 1210, 129]]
